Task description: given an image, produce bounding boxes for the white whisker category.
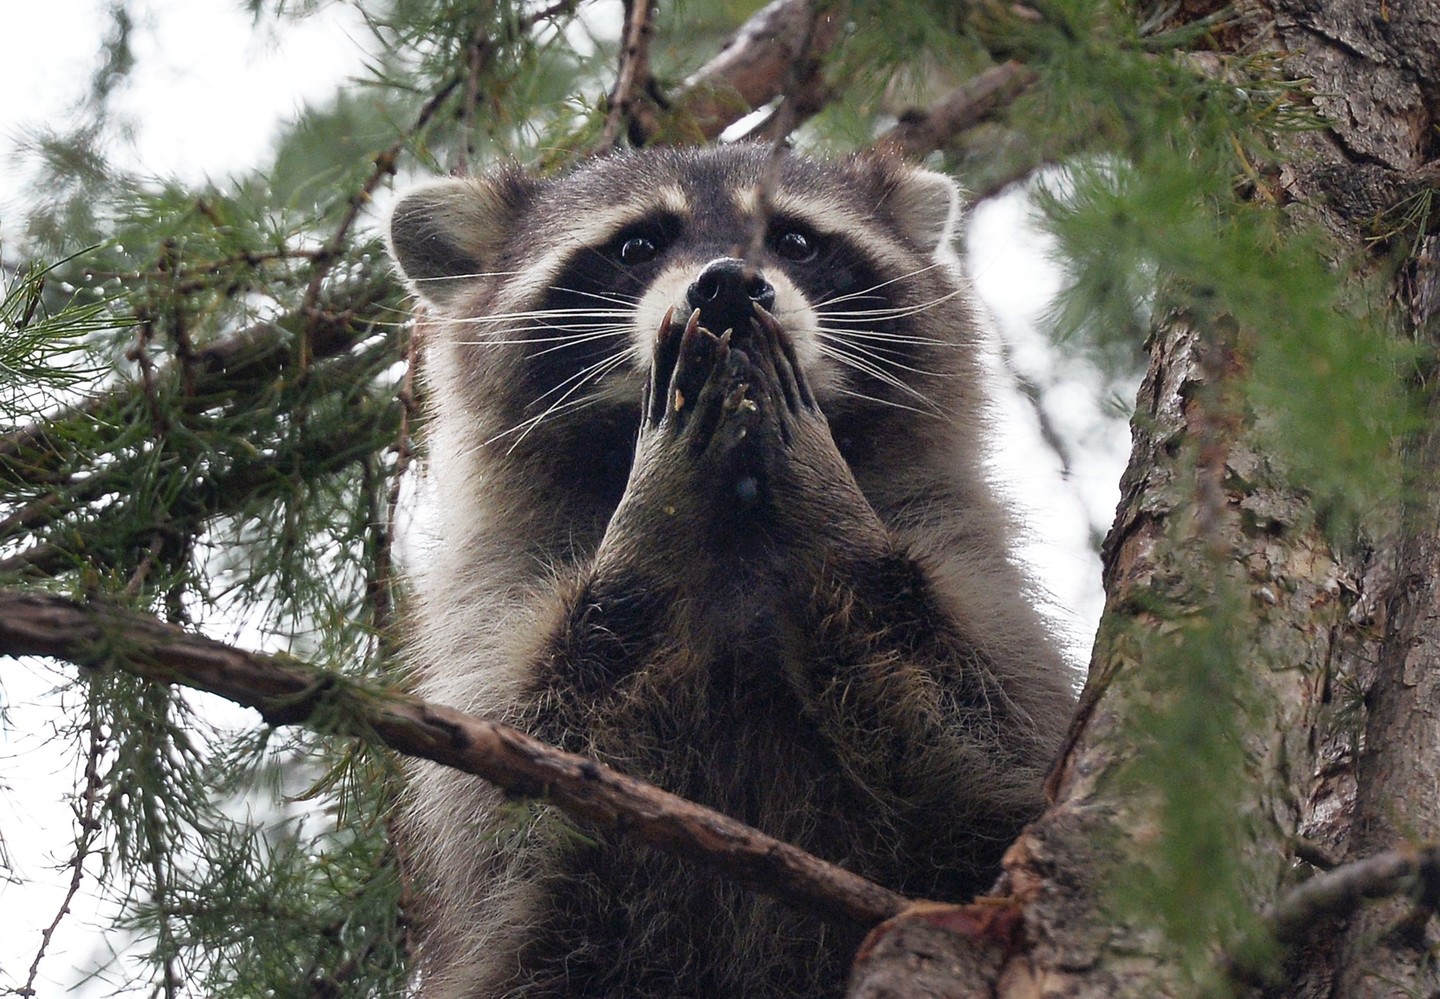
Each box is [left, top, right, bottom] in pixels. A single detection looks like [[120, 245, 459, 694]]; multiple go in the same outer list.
[[532, 349, 632, 406], [815, 262, 945, 307], [411, 269, 525, 282], [829, 384, 939, 417], [485, 349, 632, 453], [811, 325, 948, 348], [528, 329, 631, 358], [818, 288, 964, 322], [452, 308, 632, 325], [549, 286, 642, 309], [815, 334, 952, 380], [816, 342, 941, 411], [455, 324, 631, 350]]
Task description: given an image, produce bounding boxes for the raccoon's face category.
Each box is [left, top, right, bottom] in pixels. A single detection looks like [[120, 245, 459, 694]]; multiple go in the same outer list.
[[387, 145, 977, 492]]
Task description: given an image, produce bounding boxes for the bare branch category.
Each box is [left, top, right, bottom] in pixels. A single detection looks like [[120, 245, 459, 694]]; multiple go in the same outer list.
[[667, 4, 1034, 160], [671, 0, 842, 141], [874, 61, 1037, 160], [459, 26, 488, 173], [1220, 845, 1440, 987], [18, 710, 106, 998], [370, 324, 422, 643], [1268, 845, 1440, 946], [598, 0, 658, 150], [0, 589, 912, 931]]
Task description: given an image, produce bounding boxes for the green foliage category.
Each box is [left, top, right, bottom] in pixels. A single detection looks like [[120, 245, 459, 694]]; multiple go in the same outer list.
[[0, 257, 112, 419], [4, 9, 412, 991], [831, 0, 978, 100], [87, 671, 407, 996]]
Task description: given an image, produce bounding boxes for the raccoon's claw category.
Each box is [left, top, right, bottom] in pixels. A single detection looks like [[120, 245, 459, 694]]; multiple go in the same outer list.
[[643, 306, 683, 427], [752, 306, 816, 414], [647, 309, 714, 429], [645, 307, 765, 456]]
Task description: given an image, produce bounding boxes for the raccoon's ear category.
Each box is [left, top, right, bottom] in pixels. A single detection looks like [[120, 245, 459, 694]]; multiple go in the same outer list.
[[386, 172, 531, 311], [888, 167, 962, 258]]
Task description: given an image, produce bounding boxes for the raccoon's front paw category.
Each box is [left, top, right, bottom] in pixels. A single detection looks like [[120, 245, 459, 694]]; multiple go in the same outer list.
[[747, 306, 820, 437], [597, 311, 770, 568], [638, 307, 771, 503], [743, 307, 891, 548]]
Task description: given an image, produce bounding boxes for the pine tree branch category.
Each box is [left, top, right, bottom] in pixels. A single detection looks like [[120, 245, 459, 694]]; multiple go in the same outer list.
[[0, 589, 912, 931], [0, 283, 395, 482], [0, 329, 402, 579], [0, 399, 399, 579]]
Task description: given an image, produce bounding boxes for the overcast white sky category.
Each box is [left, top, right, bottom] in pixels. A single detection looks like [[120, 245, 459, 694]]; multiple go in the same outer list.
[[0, 4, 1128, 994], [0, 0, 376, 243]]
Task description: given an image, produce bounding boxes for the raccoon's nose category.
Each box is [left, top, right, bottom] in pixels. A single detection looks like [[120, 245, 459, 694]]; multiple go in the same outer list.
[[687, 257, 775, 333]]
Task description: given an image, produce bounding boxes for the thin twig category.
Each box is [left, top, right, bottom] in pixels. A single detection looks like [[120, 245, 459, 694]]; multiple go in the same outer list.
[[124, 280, 177, 599], [526, 0, 580, 25], [371, 323, 423, 648], [125, 534, 166, 597], [17, 711, 107, 998], [458, 23, 490, 173], [127, 311, 169, 437], [993, 335, 1109, 552], [0, 589, 912, 931], [296, 75, 461, 369], [1223, 844, 1440, 986]]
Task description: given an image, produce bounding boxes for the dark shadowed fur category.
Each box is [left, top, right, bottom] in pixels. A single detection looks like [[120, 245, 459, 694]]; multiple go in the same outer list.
[[386, 144, 1076, 998]]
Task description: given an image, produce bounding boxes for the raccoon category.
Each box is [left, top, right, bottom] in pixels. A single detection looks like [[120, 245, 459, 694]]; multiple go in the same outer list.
[[386, 144, 1075, 999]]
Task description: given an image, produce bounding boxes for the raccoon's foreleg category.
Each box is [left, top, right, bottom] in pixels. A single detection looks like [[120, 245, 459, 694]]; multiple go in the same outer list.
[[518, 310, 764, 751], [524, 304, 1054, 886], [738, 309, 1058, 885]]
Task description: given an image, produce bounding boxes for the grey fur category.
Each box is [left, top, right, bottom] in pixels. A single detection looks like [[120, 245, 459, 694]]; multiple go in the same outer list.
[[387, 145, 1075, 998]]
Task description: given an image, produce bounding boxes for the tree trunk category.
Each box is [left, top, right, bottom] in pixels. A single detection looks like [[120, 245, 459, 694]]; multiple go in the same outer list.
[[852, 1, 1440, 994]]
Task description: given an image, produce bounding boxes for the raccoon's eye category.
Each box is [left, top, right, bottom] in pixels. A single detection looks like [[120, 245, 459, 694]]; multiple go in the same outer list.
[[772, 227, 819, 263], [615, 234, 659, 265]]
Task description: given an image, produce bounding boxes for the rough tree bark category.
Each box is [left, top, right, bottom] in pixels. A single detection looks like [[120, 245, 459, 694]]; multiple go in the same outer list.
[[850, 1, 1440, 995]]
